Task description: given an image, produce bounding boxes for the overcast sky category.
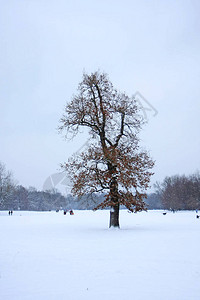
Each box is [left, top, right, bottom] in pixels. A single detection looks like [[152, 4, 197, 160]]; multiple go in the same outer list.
[[0, 0, 200, 193]]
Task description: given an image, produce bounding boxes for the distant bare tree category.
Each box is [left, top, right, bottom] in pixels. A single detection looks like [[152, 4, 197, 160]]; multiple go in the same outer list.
[[59, 71, 154, 227], [155, 173, 200, 211], [0, 161, 16, 209]]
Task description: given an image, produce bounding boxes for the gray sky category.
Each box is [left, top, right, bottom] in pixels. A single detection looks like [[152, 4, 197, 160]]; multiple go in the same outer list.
[[0, 0, 200, 193]]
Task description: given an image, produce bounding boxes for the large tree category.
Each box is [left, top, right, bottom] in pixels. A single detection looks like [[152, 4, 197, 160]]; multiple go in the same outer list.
[[59, 71, 154, 227]]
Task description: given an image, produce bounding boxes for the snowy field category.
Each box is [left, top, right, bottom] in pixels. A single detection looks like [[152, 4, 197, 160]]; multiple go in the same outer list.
[[0, 210, 200, 300]]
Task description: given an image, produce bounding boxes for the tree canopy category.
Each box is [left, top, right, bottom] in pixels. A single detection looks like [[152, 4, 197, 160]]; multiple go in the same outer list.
[[59, 71, 154, 227]]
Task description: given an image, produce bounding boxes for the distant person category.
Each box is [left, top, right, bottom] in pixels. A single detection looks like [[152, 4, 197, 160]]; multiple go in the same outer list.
[[11, 210, 13, 215], [64, 210, 66, 215], [70, 210, 74, 215], [8, 211, 11, 216]]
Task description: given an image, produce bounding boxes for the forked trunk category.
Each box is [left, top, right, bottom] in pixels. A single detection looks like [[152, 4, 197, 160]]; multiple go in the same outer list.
[[109, 204, 120, 228]]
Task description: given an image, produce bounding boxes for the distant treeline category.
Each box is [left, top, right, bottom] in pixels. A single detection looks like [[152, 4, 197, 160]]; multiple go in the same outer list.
[[155, 172, 200, 211], [1, 161, 200, 211], [0, 183, 161, 211]]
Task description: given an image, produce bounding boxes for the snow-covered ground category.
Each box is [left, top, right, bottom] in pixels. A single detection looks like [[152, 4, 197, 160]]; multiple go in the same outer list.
[[0, 210, 200, 300]]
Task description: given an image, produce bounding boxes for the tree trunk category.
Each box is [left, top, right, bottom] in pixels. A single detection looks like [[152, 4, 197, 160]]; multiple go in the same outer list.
[[109, 204, 120, 228], [108, 164, 120, 228]]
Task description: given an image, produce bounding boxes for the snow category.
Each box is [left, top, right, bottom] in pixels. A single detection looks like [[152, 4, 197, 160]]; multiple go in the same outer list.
[[0, 210, 200, 300]]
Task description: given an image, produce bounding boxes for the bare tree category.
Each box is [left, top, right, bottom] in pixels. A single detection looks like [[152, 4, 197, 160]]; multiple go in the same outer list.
[[59, 71, 154, 227], [0, 161, 16, 209], [155, 173, 200, 211]]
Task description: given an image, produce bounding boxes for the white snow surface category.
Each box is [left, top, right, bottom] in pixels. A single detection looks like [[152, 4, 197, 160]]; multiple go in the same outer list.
[[0, 210, 200, 300]]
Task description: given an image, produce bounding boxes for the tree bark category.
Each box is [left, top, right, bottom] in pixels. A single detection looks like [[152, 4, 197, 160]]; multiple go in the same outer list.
[[109, 204, 120, 228], [108, 165, 120, 228]]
